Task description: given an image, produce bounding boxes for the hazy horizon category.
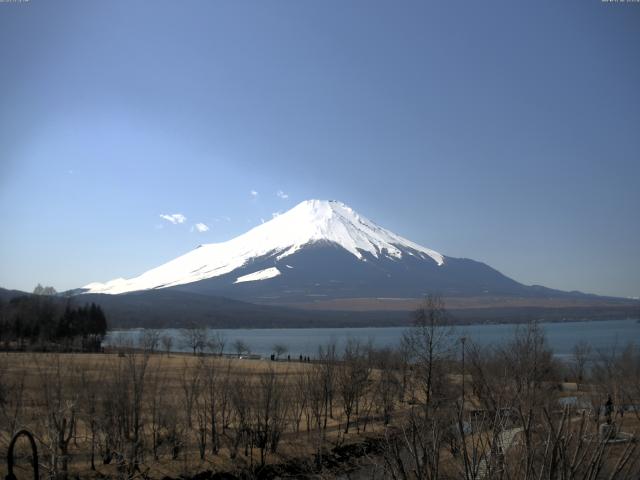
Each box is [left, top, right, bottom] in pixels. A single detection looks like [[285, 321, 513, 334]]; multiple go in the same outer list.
[[1, 1, 639, 298]]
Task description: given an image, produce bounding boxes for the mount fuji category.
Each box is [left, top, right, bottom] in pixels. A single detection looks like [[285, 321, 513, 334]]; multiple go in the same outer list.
[[82, 200, 584, 304]]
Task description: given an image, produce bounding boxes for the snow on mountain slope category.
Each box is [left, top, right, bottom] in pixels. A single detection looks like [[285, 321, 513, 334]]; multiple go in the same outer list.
[[82, 199, 444, 294], [234, 267, 281, 284]]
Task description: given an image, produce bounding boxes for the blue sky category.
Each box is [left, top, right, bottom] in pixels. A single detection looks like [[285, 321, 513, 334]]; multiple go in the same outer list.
[[0, 0, 638, 297]]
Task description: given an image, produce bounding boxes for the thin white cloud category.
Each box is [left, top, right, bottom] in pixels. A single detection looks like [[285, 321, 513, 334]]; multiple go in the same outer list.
[[193, 222, 209, 233], [272, 211, 282, 218], [159, 213, 187, 224], [276, 190, 289, 199], [250, 190, 258, 197]]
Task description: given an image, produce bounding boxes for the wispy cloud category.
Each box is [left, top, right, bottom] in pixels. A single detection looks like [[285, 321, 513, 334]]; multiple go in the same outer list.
[[193, 222, 210, 233], [250, 190, 258, 197], [159, 213, 187, 224], [276, 190, 289, 199], [272, 211, 282, 218]]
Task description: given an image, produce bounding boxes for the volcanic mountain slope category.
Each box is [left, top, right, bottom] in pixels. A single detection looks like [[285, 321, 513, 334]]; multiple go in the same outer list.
[[82, 199, 601, 305]]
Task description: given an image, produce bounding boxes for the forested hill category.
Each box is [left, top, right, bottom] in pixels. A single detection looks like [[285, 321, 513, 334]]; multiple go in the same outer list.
[[0, 288, 107, 350], [1, 287, 638, 330]]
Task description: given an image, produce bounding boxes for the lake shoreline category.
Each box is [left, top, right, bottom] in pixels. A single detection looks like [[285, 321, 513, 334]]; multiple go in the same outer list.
[[105, 318, 640, 358]]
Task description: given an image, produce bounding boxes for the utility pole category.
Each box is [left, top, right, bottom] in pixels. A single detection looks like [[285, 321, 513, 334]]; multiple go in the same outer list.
[[461, 336, 466, 408]]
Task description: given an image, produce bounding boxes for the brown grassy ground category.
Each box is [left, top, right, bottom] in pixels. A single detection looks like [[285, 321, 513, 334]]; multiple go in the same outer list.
[[0, 351, 393, 480], [2, 352, 638, 479]]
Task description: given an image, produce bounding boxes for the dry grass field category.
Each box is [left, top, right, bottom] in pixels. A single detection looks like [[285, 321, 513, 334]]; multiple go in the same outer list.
[[1, 318, 638, 480], [0, 350, 402, 480]]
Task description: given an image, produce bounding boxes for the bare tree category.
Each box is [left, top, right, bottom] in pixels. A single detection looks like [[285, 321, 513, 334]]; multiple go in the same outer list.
[[374, 347, 401, 426], [617, 343, 640, 421], [97, 343, 151, 477], [290, 370, 309, 433], [572, 340, 592, 383], [318, 341, 337, 429], [180, 359, 201, 430], [78, 360, 105, 471], [36, 354, 79, 480], [0, 354, 27, 447], [218, 361, 233, 433], [402, 294, 455, 407], [139, 330, 160, 353], [337, 339, 370, 433], [206, 331, 226, 356], [163, 408, 184, 461], [161, 334, 173, 356], [382, 295, 455, 480], [233, 339, 250, 357], [228, 375, 251, 460], [272, 343, 288, 360], [146, 358, 167, 461], [200, 356, 222, 454], [193, 365, 208, 460], [181, 325, 208, 355], [252, 366, 288, 465], [123, 349, 150, 476], [304, 363, 328, 470], [592, 342, 640, 422]]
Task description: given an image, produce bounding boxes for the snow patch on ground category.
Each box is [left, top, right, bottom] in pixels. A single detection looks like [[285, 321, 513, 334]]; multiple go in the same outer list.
[[234, 267, 281, 284]]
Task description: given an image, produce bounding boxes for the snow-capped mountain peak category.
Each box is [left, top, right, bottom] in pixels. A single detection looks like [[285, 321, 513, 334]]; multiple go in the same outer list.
[[82, 199, 444, 294], [270, 199, 443, 263]]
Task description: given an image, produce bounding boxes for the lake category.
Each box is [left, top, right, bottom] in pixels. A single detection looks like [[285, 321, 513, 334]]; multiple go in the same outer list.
[[105, 318, 640, 359]]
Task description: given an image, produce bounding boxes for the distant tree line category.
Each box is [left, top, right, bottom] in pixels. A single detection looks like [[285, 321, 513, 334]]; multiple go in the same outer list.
[[33, 283, 58, 296], [0, 289, 107, 351]]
